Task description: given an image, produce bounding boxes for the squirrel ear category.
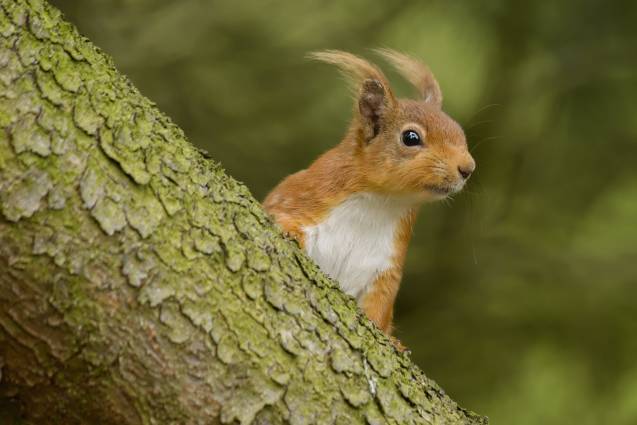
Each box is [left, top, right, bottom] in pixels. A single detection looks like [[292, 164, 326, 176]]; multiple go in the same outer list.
[[307, 50, 396, 141], [421, 74, 443, 107], [359, 79, 390, 141], [375, 48, 443, 107]]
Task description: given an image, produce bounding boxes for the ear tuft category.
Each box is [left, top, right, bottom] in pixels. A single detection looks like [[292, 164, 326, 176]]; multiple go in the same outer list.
[[309, 50, 396, 142], [375, 48, 443, 107], [307, 50, 392, 92]]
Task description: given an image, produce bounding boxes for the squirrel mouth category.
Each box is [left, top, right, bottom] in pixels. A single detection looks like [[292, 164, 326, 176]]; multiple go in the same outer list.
[[424, 184, 454, 195]]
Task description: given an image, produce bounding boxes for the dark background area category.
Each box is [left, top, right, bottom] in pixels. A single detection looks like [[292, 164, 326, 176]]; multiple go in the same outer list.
[[50, 0, 637, 423]]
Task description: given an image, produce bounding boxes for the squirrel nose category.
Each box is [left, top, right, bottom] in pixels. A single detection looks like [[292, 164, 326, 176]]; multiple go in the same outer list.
[[458, 164, 474, 180]]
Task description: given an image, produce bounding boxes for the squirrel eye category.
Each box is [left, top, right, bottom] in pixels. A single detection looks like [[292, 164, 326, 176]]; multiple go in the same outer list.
[[401, 130, 422, 147]]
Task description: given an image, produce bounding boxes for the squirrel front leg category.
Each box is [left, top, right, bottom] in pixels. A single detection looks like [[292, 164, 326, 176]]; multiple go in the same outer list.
[[361, 269, 407, 352], [360, 268, 401, 336], [360, 269, 407, 351]]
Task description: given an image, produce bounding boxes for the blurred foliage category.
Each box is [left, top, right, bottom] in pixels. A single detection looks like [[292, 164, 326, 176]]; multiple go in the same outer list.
[[50, 0, 637, 422]]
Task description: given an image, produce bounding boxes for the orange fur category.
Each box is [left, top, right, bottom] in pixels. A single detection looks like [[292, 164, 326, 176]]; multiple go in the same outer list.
[[263, 50, 475, 348]]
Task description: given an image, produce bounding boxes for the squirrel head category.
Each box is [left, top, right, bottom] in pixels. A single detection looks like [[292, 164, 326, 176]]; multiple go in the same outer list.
[[309, 49, 475, 201]]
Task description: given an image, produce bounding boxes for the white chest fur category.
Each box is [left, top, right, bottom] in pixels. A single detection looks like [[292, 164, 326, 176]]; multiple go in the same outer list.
[[303, 193, 413, 300]]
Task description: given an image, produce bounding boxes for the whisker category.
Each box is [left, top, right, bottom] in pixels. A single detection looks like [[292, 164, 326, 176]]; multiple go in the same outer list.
[[470, 136, 501, 153], [468, 103, 501, 121], [466, 119, 495, 130]]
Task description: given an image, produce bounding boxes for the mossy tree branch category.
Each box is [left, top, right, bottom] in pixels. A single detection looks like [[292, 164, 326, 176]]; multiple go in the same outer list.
[[0, 1, 486, 424]]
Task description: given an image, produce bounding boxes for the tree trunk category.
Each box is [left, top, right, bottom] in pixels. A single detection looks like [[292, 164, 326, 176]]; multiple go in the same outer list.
[[0, 1, 486, 424]]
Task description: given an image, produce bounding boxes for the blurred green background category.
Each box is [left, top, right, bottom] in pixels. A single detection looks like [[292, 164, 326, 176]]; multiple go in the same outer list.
[[49, 0, 637, 423]]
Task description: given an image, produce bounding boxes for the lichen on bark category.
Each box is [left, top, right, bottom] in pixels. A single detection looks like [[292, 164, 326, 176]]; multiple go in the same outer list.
[[0, 0, 487, 424]]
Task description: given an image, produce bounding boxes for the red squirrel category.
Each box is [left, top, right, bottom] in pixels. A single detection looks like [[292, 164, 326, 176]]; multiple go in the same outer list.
[[264, 49, 475, 344]]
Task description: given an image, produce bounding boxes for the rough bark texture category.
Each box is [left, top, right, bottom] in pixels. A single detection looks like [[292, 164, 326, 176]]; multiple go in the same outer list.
[[0, 1, 487, 424]]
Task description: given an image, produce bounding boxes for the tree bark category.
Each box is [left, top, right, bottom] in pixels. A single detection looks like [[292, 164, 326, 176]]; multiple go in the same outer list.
[[0, 1, 486, 424]]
